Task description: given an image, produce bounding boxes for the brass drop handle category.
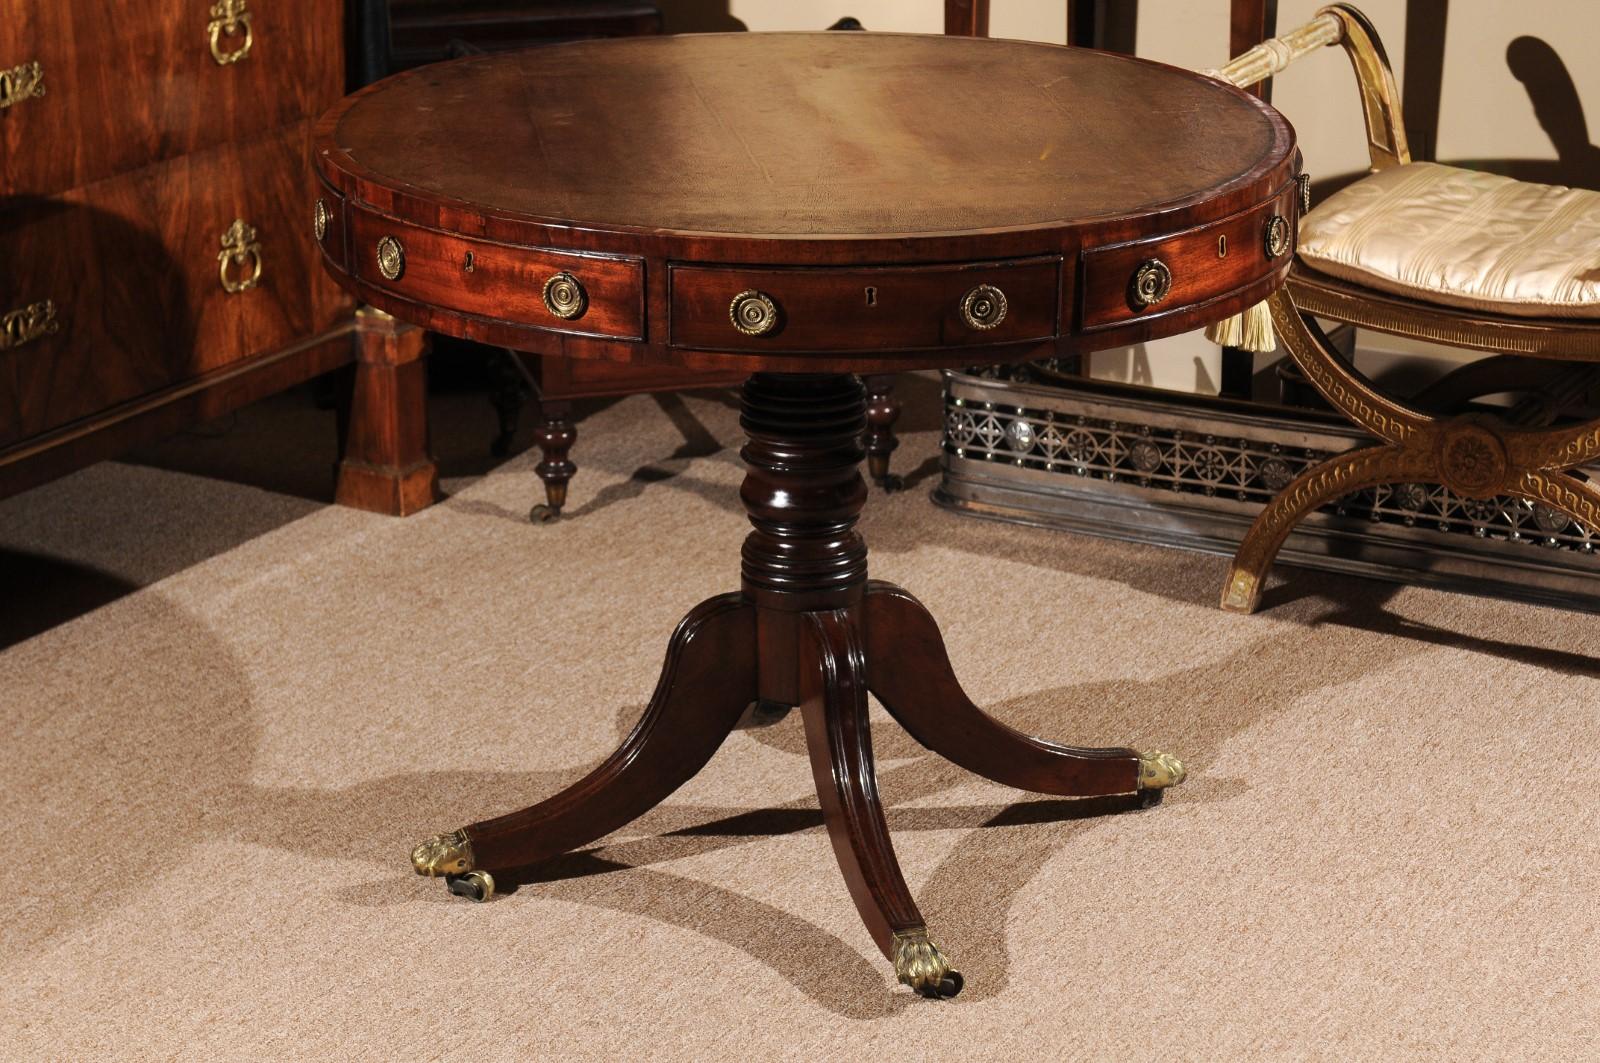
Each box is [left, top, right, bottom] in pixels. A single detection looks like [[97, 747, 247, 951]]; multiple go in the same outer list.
[[543, 272, 588, 320], [1130, 258, 1172, 308], [959, 284, 1008, 330], [313, 198, 330, 243], [208, 0, 254, 65], [730, 289, 779, 336], [0, 300, 61, 352], [0, 60, 45, 111], [218, 219, 263, 294]]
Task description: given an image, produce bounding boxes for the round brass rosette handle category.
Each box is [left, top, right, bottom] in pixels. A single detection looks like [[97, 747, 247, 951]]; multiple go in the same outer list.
[[313, 198, 329, 242], [376, 235, 405, 281], [730, 289, 779, 336], [1130, 258, 1172, 308], [959, 284, 1008, 330], [1263, 214, 1290, 259], [542, 272, 588, 320]]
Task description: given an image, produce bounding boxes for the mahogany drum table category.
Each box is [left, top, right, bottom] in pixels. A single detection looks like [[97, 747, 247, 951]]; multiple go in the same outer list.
[[312, 32, 1300, 998]]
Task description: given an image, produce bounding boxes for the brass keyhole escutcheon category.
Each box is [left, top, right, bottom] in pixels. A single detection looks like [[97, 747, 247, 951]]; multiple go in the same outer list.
[[376, 236, 405, 281], [1263, 214, 1290, 259], [1130, 259, 1172, 308], [313, 198, 329, 242], [542, 272, 588, 320], [217, 219, 263, 294], [960, 284, 1008, 330], [730, 290, 779, 336]]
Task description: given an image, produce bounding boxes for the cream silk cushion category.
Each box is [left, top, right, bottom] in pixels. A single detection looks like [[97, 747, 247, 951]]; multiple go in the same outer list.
[[1297, 161, 1600, 318]]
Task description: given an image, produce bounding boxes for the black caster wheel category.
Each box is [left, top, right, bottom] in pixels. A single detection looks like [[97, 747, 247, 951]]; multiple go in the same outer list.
[[917, 971, 964, 999], [445, 871, 496, 902], [876, 473, 905, 493], [529, 503, 561, 524], [1136, 788, 1165, 809]]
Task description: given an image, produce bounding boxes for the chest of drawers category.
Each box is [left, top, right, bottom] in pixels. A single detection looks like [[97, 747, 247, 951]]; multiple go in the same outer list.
[[0, 1, 428, 513]]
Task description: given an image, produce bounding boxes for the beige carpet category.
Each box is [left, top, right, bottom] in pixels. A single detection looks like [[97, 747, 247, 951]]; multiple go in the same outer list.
[[2, 382, 1597, 1061]]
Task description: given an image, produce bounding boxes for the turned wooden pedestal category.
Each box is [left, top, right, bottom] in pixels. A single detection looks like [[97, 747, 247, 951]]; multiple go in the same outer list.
[[410, 374, 1183, 995]]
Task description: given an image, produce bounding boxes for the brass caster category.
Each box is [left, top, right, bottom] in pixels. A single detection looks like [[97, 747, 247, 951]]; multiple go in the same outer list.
[[446, 871, 495, 902], [892, 928, 963, 999], [411, 829, 474, 877], [529, 503, 561, 523], [1137, 751, 1187, 791]]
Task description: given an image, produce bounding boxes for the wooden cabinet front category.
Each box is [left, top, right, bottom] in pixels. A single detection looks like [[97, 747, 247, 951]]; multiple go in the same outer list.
[[1, 0, 342, 198], [0, 120, 346, 447]]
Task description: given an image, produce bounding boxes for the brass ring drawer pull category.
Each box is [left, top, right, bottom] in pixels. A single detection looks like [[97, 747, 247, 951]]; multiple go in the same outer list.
[[959, 284, 1008, 330], [376, 235, 405, 281], [542, 272, 588, 320], [0, 60, 45, 111], [218, 219, 263, 294], [1130, 258, 1172, 307], [208, 0, 254, 65], [1264, 214, 1291, 259], [730, 289, 779, 336], [0, 300, 61, 352]]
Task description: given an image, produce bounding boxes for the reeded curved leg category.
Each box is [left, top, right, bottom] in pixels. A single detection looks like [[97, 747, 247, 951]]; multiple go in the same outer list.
[[411, 593, 757, 882], [798, 609, 961, 998], [862, 581, 1182, 797], [1221, 444, 1432, 613]]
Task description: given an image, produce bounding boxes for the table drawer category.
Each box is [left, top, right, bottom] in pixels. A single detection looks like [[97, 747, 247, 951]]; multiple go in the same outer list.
[[343, 208, 646, 342], [0, 120, 346, 447], [1078, 186, 1298, 331], [1, 0, 342, 197], [668, 258, 1061, 353]]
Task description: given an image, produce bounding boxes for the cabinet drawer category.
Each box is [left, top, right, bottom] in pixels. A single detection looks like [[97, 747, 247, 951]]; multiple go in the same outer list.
[[1078, 186, 1298, 331], [1, 0, 342, 197], [0, 120, 349, 447], [343, 208, 646, 341], [668, 259, 1061, 353]]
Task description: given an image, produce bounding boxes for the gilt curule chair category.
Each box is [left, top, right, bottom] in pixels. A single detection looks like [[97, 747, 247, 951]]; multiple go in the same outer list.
[[1202, 3, 1600, 613]]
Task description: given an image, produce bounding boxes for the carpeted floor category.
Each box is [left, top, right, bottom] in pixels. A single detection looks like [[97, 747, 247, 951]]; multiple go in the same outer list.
[[2, 379, 1596, 1061]]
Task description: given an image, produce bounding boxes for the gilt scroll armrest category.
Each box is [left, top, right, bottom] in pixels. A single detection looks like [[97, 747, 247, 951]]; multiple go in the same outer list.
[[1205, 4, 1410, 172]]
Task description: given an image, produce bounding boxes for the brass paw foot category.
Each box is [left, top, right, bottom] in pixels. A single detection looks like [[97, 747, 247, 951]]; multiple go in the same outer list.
[[1137, 751, 1187, 790], [411, 829, 474, 877], [892, 928, 963, 998]]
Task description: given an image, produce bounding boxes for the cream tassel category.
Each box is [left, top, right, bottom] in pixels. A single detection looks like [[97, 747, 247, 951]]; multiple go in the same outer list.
[[1204, 299, 1276, 352]]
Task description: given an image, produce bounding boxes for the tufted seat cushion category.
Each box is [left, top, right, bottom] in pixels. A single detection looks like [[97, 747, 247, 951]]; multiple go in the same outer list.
[[1297, 161, 1600, 318]]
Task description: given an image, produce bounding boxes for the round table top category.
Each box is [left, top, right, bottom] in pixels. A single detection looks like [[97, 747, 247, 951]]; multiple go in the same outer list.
[[325, 32, 1284, 240], [313, 32, 1299, 373]]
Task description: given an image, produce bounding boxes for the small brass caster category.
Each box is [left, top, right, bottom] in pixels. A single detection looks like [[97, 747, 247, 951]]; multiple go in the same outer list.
[[446, 871, 495, 902], [529, 503, 561, 523], [411, 829, 473, 877], [892, 928, 963, 999]]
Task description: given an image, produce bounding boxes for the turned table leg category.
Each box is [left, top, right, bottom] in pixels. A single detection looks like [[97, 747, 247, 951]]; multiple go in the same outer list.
[[335, 307, 440, 516], [531, 399, 577, 523], [863, 373, 902, 491]]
